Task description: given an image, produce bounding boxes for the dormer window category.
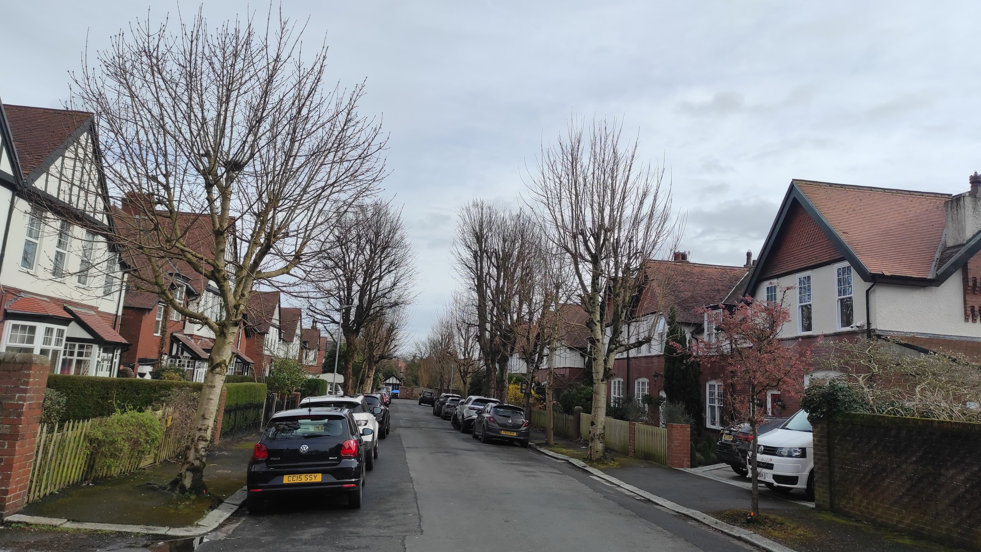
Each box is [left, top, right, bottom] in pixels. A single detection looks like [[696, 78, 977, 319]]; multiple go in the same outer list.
[[836, 265, 853, 328]]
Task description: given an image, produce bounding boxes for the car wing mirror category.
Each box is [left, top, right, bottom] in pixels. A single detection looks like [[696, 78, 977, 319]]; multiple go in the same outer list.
[[373, 407, 382, 414], [362, 428, 374, 436]]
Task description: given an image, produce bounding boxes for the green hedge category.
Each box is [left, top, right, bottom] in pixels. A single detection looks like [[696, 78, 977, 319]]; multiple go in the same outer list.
[[225, 375, 260, 384], [300, 378, 327, 398], [47, 375, 203, 422], [221, 382, 267, 436]]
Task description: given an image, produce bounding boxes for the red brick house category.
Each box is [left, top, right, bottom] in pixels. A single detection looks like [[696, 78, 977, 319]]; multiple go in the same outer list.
[[300, 327, 324, 375], [243, 290, 282, 376], [0, 103, 129, 376]]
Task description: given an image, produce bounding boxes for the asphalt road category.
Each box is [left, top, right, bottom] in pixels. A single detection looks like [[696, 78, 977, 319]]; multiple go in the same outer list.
[[195, 400, 754, 552]]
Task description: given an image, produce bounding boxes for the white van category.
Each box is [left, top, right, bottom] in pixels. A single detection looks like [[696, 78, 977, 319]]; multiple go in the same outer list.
[[756, 409, 814, 500]]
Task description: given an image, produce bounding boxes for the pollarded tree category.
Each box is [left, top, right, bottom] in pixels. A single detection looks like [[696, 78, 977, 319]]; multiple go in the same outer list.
[[72, 10, 387, 492], [448, 292, 482, 397], [693, 289, 813, 516], [528, 117, 680, 460], [358, 306, 407, 393]]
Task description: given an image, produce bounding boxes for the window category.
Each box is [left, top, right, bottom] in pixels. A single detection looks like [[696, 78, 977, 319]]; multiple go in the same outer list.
[[40, 327, 66, 372], [767, 390, 782, 416], [704, 310, 721, 343], [21, 211, 42, 270], [798, 275, 812, 333], [765, 284, 777, 304], [658, 390, 667, 428], [634, 378, 650, 403], [837, 265, 854, 328], [52, 221, 71, 278], [60, 343, 94, 376], [305, 349, 318, 365], [610, 378, 624, 402], [95, 349, 115, 377], [76, 232, 95, 285], [155, 304, 165, 335], [4, 323, 66, 372], [103, 254, 118, 296], [171, 285, 185, 321], [706, 381, 723, 429], [5, 324, 37, 354]]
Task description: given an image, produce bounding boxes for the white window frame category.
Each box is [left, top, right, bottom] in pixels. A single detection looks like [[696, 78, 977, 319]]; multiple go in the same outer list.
[[154, 304, 165, 336], [797, 274, 813, 334], [765, 283, 777, 304], [103, 254, 118, 296], [634, 378, 650, 403], [766, 389, 781, 416], [21, 210, 42, 271], [610, 378, 624, 402], [836, 264, 854, 329], [76, 231, 96, 285], [52, 220, 71, 278], [171, 285, 186, 321], [2, 322, 68, 372], [706, 380, 723, 429], [60, 342, 95, 376]]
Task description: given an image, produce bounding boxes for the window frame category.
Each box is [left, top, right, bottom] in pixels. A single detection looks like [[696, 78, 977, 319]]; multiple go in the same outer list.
[[60, 342, 95, 376], [52, 220, 72, 278], [170, 285, 185, 321], [634, 378, 650, 403], [103, 254, 118, 296], [835, 264, 854, 329], [765, 283, 777, 304], [154, 304, 165, 336], [76, 231, 96, 286], [2, 322, 68, 373], [706, 380, 723, 429], [21, 210, 42, 271], [797, 273, 813, 334], [610, 377, 624, 402]]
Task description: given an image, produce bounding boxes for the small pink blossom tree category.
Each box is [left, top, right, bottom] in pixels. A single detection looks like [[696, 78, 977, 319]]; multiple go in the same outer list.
[[693, 288, 814, 516]]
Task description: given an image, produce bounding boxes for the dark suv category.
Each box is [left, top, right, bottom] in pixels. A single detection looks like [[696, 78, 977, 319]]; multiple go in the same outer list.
[[246, 407, 371, 513], [433, 393, 460, 416], [715, 417, 786, 476], [418, 390, 436, 406]]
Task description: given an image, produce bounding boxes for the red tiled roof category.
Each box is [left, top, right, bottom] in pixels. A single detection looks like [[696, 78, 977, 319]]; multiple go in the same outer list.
[[795, 181, 950, 279], [637, 260, 748, 324], [3, 105, 91, 177], [246, 291, 280, 334], [301, 328, 321, 349], [6, 296, 74, 320], [64, 306, 128, 345], [280, 308, 301, 342], [123, 290, 161, 310], [173, 333, 209, 358]]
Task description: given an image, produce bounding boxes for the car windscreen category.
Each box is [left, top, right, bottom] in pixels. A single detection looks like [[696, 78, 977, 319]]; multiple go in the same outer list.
[[365, 396, 381, 407], [266, 416, 347, 439], [445, 398, 460, 405], [492, 406, 524, 419], [471, 399, 498, 408], [782, 410, 812, 432]]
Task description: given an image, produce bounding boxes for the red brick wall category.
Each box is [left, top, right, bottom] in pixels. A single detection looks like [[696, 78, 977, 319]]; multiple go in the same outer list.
[[760, 202, 844, 280], [118, 307, 157, 366], [666, 423, 690, 468], [0, 354, 48, 518], [243, 333, 266, 376], [815, 413, 981, 550]]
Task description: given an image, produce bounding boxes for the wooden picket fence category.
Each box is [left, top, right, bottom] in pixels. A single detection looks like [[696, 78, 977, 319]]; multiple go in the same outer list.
[[531, 409, 575, 439], [27, 415, 189, 504], [604, 417, 630, 453], [577, 412, 668, 465]]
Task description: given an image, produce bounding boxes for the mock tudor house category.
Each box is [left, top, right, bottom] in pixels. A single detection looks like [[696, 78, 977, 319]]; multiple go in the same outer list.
[[300, 327, 325, 375], [725, 177, 981, 425], [0, 103, 128, 376], [279, 307, 302, 364], [243, 290, 283, 376], [507, 303, 591, 387]]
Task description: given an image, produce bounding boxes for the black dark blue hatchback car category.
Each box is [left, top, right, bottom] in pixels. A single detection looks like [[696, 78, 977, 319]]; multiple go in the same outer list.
[[247, 407, 371, 513]]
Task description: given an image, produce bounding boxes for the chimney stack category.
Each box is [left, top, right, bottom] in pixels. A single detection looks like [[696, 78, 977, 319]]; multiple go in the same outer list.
[[673, 251, 689, 263], [971, 172, 981, 197], [745, 250, 753, 267]]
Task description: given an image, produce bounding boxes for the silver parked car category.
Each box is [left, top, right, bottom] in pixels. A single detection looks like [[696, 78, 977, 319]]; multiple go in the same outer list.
[[440, 397, 461, 420], [452, 395, 500, 433], [473, 403, 530, 447]]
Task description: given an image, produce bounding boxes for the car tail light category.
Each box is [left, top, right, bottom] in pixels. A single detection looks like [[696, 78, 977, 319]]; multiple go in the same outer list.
[[252, 443, 268, 461], [340, 439, 358, 458], [521, 420, 530, 428], [488, 416, 497, 424], [469, 406, 480, 410]]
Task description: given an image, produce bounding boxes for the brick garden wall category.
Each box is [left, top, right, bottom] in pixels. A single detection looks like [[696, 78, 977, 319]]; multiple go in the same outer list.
[[814, 413, 981, 550], [0, 353, 49, 518]]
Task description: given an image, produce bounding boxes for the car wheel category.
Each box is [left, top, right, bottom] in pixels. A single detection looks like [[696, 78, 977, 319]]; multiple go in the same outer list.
[[519, 440, 529, 448], [472, 424, 480, 439], [366, 449, 375, 471], [374, 443, 379, 459], [480, 427, 490, 444], [347, 481, 363, 509], [451, 414, 460, 429], [460, 420, 469, 433], [418, 400, 422, 405], [247, 495, 265, 515], [380, 425, 387, 440], [805, 472, 815, 501], [731, 465, 749, 477]]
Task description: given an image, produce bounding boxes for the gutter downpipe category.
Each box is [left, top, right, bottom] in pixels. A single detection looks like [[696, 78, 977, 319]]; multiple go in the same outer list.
[[865, 277, 877, 340]]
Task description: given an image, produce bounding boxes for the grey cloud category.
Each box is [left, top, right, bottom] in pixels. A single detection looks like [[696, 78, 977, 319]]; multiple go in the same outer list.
[[866, 93, 933, 122], [700, 158, 734, 174], [678, 92, 745, 117], [685, 198, 779, 244]]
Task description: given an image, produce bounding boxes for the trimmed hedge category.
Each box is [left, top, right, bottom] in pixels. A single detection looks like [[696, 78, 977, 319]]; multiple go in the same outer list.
[[300, 378, 328, 398], [47, 375, 202, 422], [221, 382, 267, 436], [225, 375, 260, 384]]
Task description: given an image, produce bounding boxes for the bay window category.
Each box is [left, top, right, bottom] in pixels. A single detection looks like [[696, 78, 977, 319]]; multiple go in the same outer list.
[[60, 343, 94, 376]]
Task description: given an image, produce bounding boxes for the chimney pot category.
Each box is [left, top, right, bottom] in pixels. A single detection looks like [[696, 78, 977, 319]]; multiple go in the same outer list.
[[970, 172, 981, 197], [745, 250, 752, 267]]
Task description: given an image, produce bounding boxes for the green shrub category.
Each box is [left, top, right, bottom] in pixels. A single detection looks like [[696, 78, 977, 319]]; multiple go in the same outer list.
[[559, 384, 593, 415], [266, 359, 307, 395], [86, 411, 163, 476], [800, 379, 870, 421], [300, 378, 327, 398], [41, 388, 67, 426], [225, 374, 259, 384], [150, 363, 188, 381], [47, 374, 202, 422], [661, 401, 694, 426], [221, 382, 267, 436]]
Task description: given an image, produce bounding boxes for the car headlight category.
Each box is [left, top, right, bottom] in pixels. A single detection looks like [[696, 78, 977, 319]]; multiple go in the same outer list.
[[775, 447, 805, 458]]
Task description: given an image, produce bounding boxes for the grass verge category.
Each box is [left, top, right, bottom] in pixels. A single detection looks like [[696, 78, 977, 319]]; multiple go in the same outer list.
[[714, 509, 816, 545]]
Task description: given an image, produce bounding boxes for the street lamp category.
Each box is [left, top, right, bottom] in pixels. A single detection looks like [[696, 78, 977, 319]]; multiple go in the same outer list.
[[329, 303, 354, 395]]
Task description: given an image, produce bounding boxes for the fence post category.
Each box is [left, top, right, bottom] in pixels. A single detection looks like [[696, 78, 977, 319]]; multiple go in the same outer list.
[[666, 423, 690, 469], [213, 388, 228, 445], [628, 422, 636, 457], [572, 406, 582, 440], [0, 353, 49, 518], [812, 417, 832, 510]]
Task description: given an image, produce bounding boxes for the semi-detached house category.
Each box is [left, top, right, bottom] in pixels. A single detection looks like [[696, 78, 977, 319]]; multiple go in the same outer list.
[[0, 103, 128, 376]]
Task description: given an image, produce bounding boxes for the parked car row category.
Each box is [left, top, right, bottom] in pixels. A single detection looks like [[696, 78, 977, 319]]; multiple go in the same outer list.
[[715, 409, 814, 500], [245, 393, 393, 514], [426, 392, 531, 448]]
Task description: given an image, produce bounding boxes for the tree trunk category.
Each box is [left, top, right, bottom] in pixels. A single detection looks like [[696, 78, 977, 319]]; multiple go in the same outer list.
[[749, 383, 759, 515], [361, 358, 376, 394], [546, 358, 555, 446], [342, 333, 358, 395], [171, 323, 235, 494], [588, 346, 608, 460]]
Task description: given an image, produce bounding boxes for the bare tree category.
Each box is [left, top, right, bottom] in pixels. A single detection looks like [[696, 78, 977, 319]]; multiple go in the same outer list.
[[423, 316, 456, 392], [304, 199, 415, 395], [358, 306, 407, 393], [448, 292, 482, 396], [527, 117, 679, 460], [71, 10, 387, 492]]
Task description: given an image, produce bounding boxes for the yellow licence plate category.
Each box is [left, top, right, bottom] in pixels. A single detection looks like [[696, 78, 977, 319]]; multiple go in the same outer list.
[[501, 431, 517, 436], [284, 473, 322, 484], [722, 434, 733, 441]]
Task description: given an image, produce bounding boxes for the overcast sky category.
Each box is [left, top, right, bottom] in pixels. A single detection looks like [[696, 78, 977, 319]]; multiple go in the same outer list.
[[5, 1, 981, 348]]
